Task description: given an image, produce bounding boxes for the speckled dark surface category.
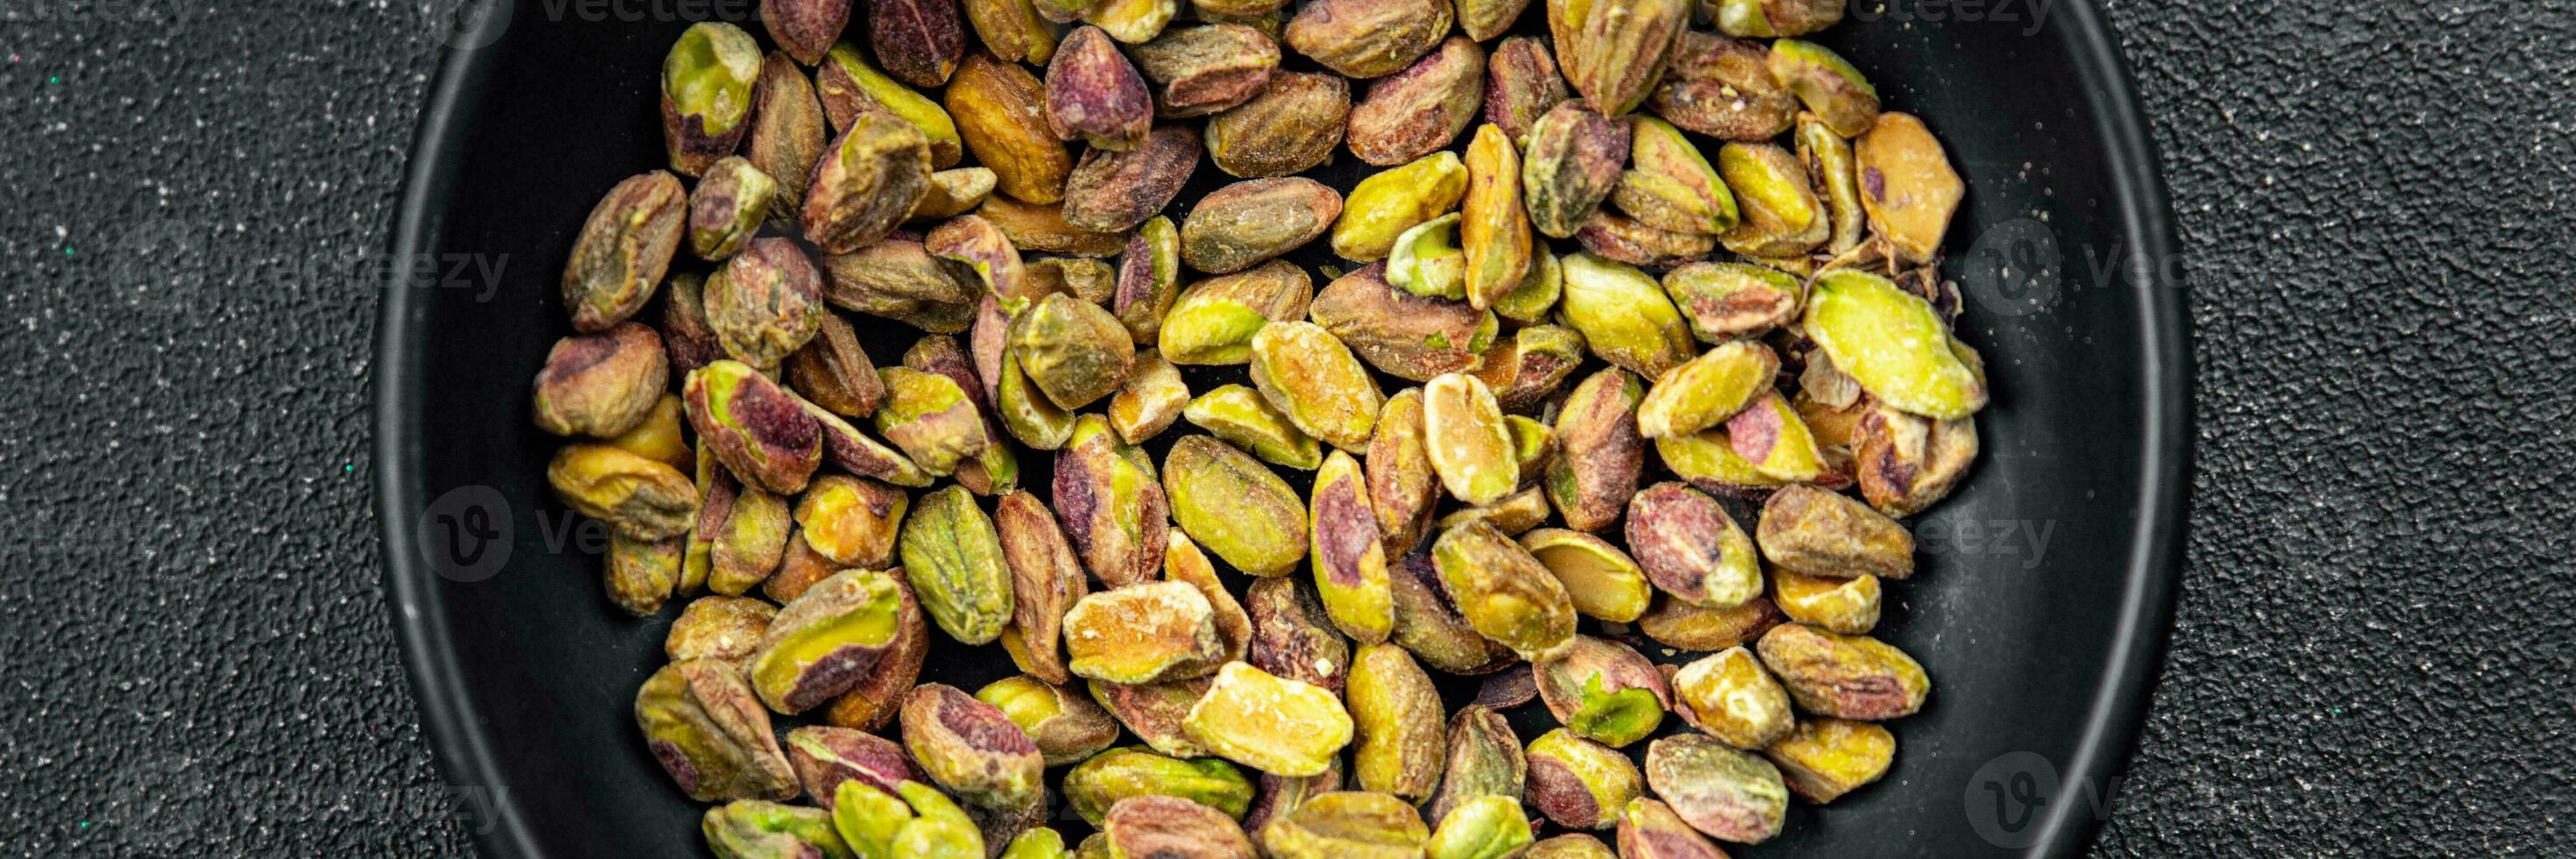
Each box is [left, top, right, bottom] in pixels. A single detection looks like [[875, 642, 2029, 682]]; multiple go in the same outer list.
[[0, 0, 2568, 855]]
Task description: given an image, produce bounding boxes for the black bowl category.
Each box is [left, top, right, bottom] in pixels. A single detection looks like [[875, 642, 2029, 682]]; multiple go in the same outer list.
[[376, 1, 2189, 855]]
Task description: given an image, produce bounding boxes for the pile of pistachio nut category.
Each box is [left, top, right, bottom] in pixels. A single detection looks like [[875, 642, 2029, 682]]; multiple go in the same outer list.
[[532, 0, 1984, 853]]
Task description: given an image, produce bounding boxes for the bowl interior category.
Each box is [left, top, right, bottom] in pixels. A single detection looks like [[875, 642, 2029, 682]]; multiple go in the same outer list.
[[380, 3, 2183, 856]]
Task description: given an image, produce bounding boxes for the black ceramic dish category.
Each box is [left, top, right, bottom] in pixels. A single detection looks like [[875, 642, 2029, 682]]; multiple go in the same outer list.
[[377, 1, 2189, 855]]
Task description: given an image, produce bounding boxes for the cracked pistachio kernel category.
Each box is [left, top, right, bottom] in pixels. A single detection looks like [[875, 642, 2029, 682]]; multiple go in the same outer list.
[[1856, 111, 1967, 264], [821, 578, 932, 731], [1662, 262, 1801, 343], [1559, 253, 1695, 379], [1626, 482, 1763, 607], [564, 170, 685, 330], [1183, 662, 1355, 777], [1165, 435, 1311, 578], [998, 349, 1079, 451], [1726, 390, 1827, 483], [1065, 580, 1230, 685], [1055, 414, 1172, 588], [1544, 368, 1644, 534], [932, 215, 1033, 314], [795, 475, 908, 569], [550, 443, 699, 541], [1011, 292, 1139, 410], [1767, 39, 1878, 138], [1427, 794, 1535, 859], [1854, 404, 1979, 517], [1029, 254, 1118, 307], [1521, 529, 1650, 623], [1527, 834, 1614, 859], [1166, 532, 1253, 662], [1432, 520, 1579, 660], [1310, 263, 1496, 384], [706, 483, 793, 597], [902, 683, 1047, 810], [668, 595, 779, 663], [815, 43, 963, 167], [1423, 706, 1526, 827], [1644, 734, 1787, 844], [1160, 259, 1316, 365], [1391, 552, 1515, 674], [1246, 576, 1352, 696], [1422, 373, 1517, 507], [1708, 0, 1842, 37], [748, 569, 906, 713], [1066, 747, 1256, 825], [1636, 340, 1778, 439], [706, 238, 827, 371], [1436, 486, 1552, 538], [786, 726, 917, 809], [1347, 644, 1446, 800], [1089, 676, 1215, 758], [914, 167, 998, 221], [1460, 124, 1533, 311], [1556, 0, 1687, 117], [1764, 718, 1894, 804], [1386, 213, 1467, 301], [1794, 111, 1866, 254], [1671, 647, 1793, 750], [1756, 485, 1915, 579], [762, 532, 843, 606], [685, 359, 830, 495], [804, 110, 938, 255], [873, 366, 990, 478], [965, 0, 1059, 64], [1333, 152, 1469, 262], [661, 23, 763, 176], [979, 675, 1120, 766], [1258, 791, 1430, 859], [704, 800, 854, 859], [1491, 247, 1561, 325], [998, 490, 1089, 683], [1714, 142, 1827, 258], [1804, 269, 1986, 419], [1772, 562, 1896, 634], [1114, 217, 1184, 344], [534, 323, 670, 439], [1250, 321, 1384, 451], [1469, 323, 1586, 415], [1521, 101, 1628, 240], [1615, 798, 1727, 859], [1188, 383, 1323, 470], [833, 780, 987, 859], [1653, 427, 1786, 497], [1755, 623, 1930, 720], [899, 486, 1015, 644], [1575, 209, 1716, 267], [691, 156, 777, 261], [639, 659, 799, 802], [1613, 117, 1737, 236], [1365, 387, 1440, 556], [1094, 353, 1185, 447], [1650, 32, 1795, 142], [1535, 635, 1671, 748], [1524, 728, 1642, 831]]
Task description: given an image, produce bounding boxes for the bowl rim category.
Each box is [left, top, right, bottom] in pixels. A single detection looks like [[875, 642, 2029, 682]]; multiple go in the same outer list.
[[372, 2, 2191, 855]]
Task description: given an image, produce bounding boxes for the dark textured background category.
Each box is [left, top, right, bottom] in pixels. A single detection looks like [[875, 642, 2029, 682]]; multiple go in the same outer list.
[[1, 0, 2569, 855]]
